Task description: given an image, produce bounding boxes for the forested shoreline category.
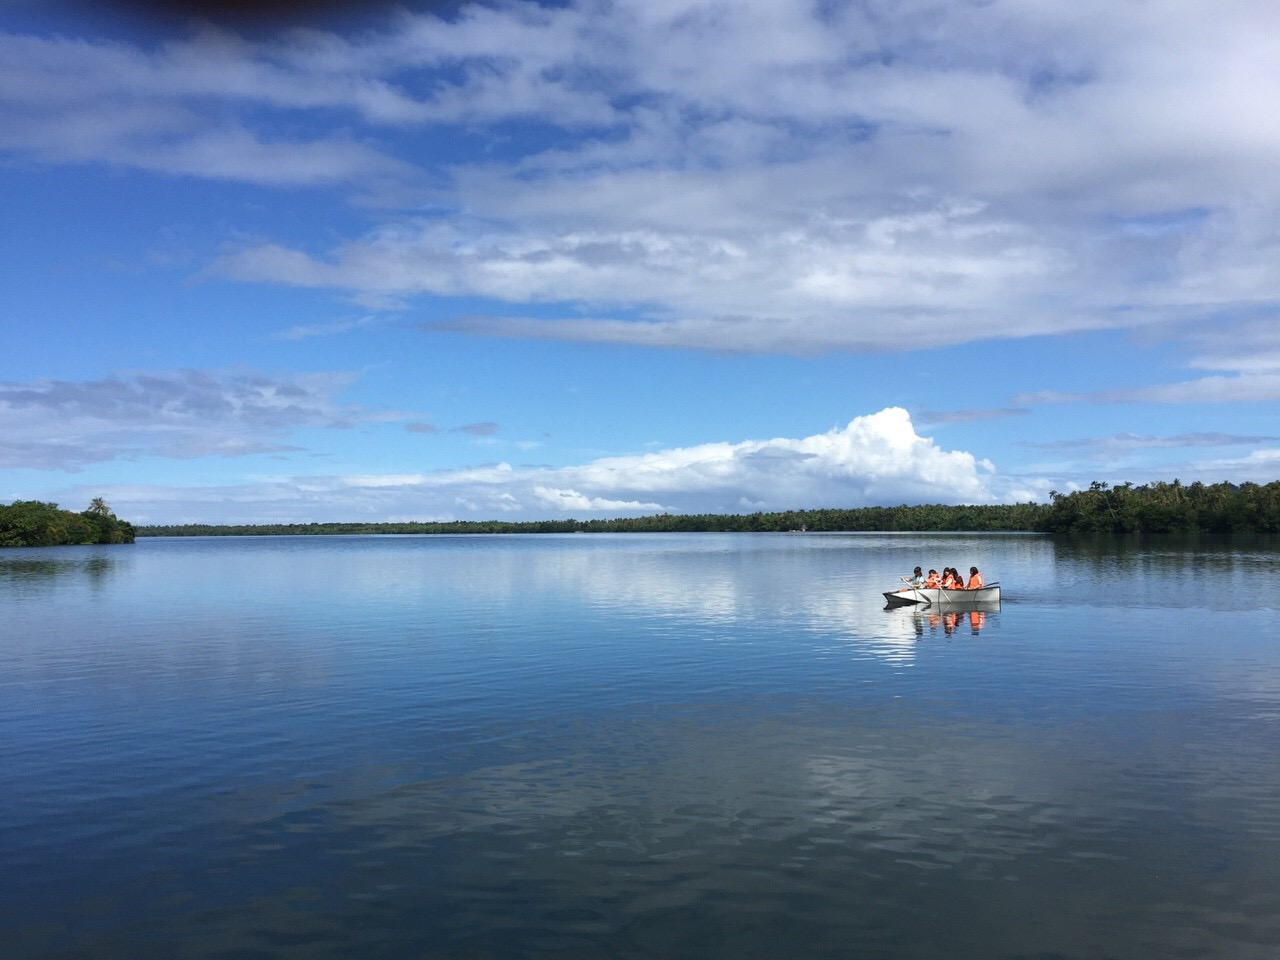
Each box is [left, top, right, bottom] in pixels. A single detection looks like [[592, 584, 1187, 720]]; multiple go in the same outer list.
[[133, 480, 1280, 538], [0, 499, 136, 547], [5, 481, 1275, 546]]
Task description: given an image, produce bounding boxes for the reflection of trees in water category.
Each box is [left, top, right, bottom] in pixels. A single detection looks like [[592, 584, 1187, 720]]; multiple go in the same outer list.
[[1031, 531, 1280, 612], [1049, 529, 1280, 599], [84, 555, 114, 585], [0, 554, 117, 584], [1052, 531, 1279, 575], [0, 558, 64, 580]]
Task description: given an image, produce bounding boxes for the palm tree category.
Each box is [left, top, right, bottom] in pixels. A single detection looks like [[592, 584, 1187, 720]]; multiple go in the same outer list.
[[88, 497, 111, 517]]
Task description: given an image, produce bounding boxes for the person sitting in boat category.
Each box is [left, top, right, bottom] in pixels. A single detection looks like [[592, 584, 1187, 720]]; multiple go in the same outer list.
[[966, 566, 985, 590], [896, 567, 925, 594], [924, 568, 941, 588], [941, 567, 961, 589]]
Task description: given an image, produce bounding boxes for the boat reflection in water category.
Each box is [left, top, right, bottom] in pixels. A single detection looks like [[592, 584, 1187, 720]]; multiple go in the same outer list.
[[922, 606, 992, 636], [883, 600, 1000, 637]]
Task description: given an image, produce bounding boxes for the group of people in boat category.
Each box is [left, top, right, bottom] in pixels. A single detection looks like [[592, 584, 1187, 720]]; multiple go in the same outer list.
[[905, 565, 985, 590]]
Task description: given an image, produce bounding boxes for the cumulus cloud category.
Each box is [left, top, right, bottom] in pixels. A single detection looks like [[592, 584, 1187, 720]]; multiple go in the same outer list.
[[532, 486, 662, 514], [0, 369, 377, 470], [540, 407, 1002, 511], [46, 407, 1025, 524]]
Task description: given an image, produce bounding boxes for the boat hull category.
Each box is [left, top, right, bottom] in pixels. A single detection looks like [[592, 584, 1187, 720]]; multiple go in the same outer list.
[[883, 583, 1001, 607]]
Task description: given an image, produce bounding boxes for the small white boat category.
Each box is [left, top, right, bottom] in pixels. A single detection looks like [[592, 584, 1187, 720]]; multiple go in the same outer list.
[[883, 581, 1001, 607]]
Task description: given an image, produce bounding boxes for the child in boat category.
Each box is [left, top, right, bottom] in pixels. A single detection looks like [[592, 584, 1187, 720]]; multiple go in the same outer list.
[[924, 569, 942, 588], [897, 567, 925, 594], [941, 568, 962, 589]]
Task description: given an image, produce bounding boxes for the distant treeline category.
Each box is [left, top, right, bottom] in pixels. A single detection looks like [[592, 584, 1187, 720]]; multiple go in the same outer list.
[[0, 499, 136, 547], [139, 502, 1041, 538], [8, 480, 1271, 547], [1039, 480, 1280, 534], [134, 480, 1280, 538]]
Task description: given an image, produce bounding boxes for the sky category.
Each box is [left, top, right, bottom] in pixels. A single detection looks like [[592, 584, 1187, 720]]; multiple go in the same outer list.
[[2, 0, 1279, 525]]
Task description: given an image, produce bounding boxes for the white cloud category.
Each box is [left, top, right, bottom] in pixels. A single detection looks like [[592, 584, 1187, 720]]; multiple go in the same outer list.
[[37, 407, 1024, 524], [1033, 432, 1278, 453], [533, 486, 662, 513], [917, 408, 1031, 426], [190, 0, 1279, 357], [1016, 371, 1280, 406], [214, 192, 1075, 354], [1060, 445, 1280, 491], [0, 369, 377, 470], [1179, 316, 1280, 375], [4, 0, 1280, 364], [550, 407, 998, 508], [275, 314, 387, 340], [1121, 374, 1280, 405], [0, 29, 415, 186]]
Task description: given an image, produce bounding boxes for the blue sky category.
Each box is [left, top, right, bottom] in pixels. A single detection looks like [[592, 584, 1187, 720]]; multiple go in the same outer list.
[[3, 0, 1279, 524]]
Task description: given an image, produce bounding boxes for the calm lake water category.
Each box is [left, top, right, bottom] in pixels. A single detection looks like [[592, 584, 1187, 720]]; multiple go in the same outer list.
[[2, 532, 1278, 959]]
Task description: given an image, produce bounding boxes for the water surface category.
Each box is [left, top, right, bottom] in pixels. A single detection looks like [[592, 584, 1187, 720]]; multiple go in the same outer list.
[[2, 533, 1278, 958]]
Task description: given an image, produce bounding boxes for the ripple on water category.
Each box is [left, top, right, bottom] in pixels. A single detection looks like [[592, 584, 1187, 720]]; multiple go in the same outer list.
[[4, 534, 1280, 959]]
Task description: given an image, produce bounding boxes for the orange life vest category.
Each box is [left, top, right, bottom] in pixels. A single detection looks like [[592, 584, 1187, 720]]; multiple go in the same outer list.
[[967, 572, 984, 589]]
